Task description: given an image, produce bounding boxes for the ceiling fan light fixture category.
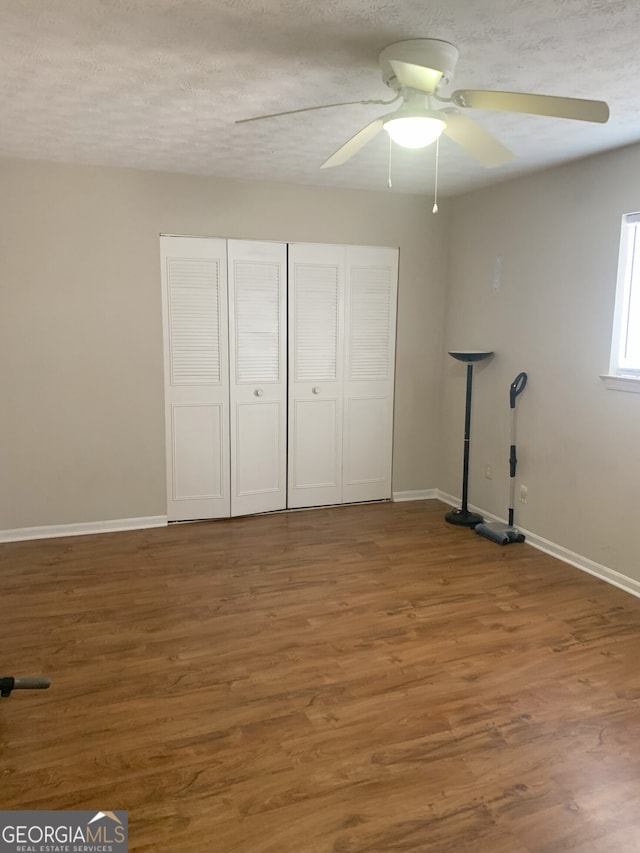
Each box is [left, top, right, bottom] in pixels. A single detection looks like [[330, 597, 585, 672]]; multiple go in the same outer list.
[[383, 114, 446, 149]]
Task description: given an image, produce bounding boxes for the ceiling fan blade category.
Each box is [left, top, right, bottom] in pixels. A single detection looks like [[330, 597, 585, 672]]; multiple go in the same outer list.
[[321, 118, 385, 168], [388, 59, 443, 94], [442, 110, 514, 168], [451, 90, 609, 123], [236, 97, 398, 125]]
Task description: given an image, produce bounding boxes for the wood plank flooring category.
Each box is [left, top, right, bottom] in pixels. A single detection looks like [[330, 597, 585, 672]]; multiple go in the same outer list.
[[2, 500, 640, 852]]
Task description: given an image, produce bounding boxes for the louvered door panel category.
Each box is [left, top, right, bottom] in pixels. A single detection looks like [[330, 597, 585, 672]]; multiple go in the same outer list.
[[294, 266, 339, 382], [233, 261, 280, 383], [228, 240, 287, 516], [160, 236, 230, 521], [343, 246, 398, 503], [349, 266, 394, 381], [288, 244, 345, 508], [168, 258, 222, 384]]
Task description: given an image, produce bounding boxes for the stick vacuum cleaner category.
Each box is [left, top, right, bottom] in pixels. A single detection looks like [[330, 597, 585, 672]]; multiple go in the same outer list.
[[475, 372, 528, 545]]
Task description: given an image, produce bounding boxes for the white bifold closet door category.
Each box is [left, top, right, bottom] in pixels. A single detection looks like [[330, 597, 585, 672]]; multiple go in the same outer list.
[[288, 243, 398, 509], [288, 244, 345, 508], [161, 236, 397, 521], [160, 236, 230, 520], [343, 245, 398, 503], [227, 240, 287, 517]]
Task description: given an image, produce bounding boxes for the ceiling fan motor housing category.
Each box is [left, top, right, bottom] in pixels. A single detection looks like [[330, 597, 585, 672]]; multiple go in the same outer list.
[[379, 39, 460, 92]]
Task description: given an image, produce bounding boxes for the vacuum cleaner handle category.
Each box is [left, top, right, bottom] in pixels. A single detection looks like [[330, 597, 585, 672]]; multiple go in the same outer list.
[[0, 676, 51, 698], [12, 677, 51, 690], [510, 372, 528, 408], [509, 372, 527, 476]]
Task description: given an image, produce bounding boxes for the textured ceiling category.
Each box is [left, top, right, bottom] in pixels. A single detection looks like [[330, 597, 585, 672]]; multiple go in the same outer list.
[[3, 0, 640, 196]]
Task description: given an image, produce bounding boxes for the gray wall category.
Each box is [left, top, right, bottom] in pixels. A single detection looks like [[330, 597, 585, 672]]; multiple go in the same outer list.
[[5, 143, 638, 586], [0, 158, 447, 529], [442, 143, 640, 580]]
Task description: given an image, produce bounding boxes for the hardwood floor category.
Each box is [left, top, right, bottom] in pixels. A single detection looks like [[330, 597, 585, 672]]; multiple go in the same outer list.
[[2, 500, 640, 852]]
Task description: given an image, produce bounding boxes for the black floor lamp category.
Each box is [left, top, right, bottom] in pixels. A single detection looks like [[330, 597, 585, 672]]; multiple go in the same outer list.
[[445, 350, 493, 527]]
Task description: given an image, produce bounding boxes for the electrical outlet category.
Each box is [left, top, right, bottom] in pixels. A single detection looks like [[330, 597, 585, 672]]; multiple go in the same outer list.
[[520, 485, 528, 503], [485, 464, 493, 479]]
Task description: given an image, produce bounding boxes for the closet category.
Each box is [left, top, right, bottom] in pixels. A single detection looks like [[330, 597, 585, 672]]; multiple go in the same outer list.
[[160, 236, 398, 522]]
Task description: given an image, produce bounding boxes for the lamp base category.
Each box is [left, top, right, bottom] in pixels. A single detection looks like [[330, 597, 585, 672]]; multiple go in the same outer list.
[[445, 508, 484, 528]]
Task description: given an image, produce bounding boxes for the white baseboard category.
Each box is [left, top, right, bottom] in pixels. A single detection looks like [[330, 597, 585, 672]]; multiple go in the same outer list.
[[434, 489, 459, 509], [0, 515, 168, 543], [519, 529, 640, 601], [392, 489, 439, 502], [395, 489, 640, 603]]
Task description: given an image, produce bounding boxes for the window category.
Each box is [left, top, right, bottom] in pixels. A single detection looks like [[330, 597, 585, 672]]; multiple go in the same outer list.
[[605, 213, 640, 392]]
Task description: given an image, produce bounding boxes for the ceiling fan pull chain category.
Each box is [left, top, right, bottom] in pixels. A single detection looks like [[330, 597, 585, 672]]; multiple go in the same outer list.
[[432, 136, 440, 213], [388, 136, 393, 189]]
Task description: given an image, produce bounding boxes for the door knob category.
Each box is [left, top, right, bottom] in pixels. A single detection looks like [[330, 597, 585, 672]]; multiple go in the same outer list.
[[254, 388, 264, 397], [312, 386, 321, 395]]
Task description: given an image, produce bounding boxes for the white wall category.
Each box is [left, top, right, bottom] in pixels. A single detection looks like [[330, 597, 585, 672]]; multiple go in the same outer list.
[[0, 158, 447, 530], [441, 143, 640, 581]]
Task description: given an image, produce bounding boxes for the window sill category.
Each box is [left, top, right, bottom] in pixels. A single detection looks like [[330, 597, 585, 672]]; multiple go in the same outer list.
[[600, 374, 640, 393]]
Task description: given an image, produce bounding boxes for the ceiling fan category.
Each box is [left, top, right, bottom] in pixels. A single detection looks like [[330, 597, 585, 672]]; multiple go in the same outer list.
[[237, 38, 610, 169]]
